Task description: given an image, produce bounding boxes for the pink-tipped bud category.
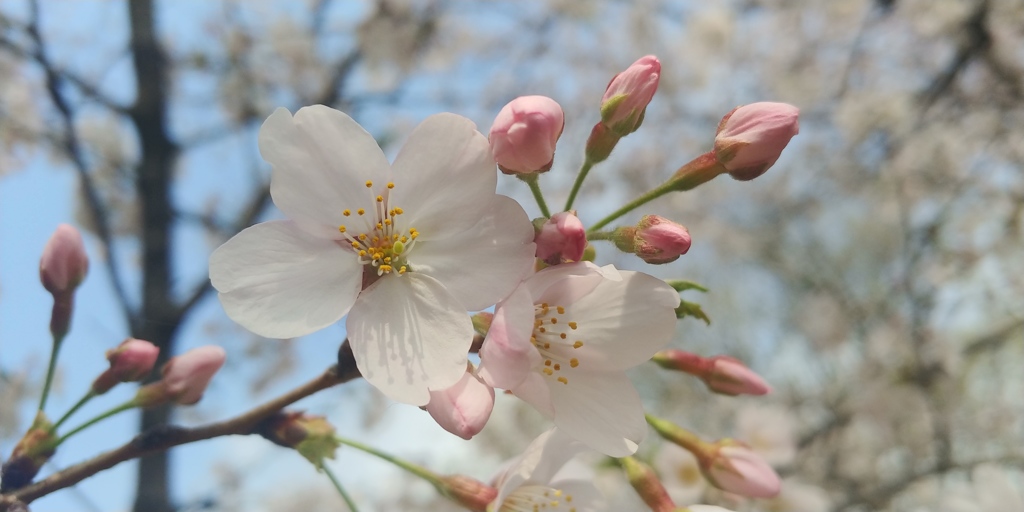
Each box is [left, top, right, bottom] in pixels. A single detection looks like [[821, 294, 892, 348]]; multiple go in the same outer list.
[[39, 224, 89, 297], [489, 95, 564, 175], [534, 211, 587, 266], [704, 357, 770, 396], [439, 475, 498, 512], [622, 456, 676, 512], [92, 338, 161, 394], [601, 55, 661, 135], [702, 441, 781, 498], [614, 216, 691, 264], [426, 365, 495, 440], [714, 102, 799, 181], [136, 346, 226, 407]]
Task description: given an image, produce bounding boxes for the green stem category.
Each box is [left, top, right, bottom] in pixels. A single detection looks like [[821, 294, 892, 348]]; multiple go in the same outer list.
[[645, 414, 709, 458], [588, 181, 676, 233], [335, 435, 443, 488], [564, 159, 594, 211], [521, 174, 552, 218], [323, 464, 360, 512], [586, 230, 614, 241], [56, 400, 137, 446], [37, 334, 65, 413], [51, 390, 96, 432]]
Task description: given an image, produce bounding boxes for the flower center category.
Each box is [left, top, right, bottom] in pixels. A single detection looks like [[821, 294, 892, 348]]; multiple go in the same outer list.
[[336, 180, 419, 276], [530, 302, 584, 385], [501, 485, 577, 512]]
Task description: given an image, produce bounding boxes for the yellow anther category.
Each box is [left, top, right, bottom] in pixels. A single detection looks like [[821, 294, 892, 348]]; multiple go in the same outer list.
[[410, 232, 418, 239], [559, 333, 567, 339], [384, 256, 392, 263], [343, 209, 351, 216], [538, 327, 546, 333], [557, 377, 568, 385], [358, 234, 367, 241], [365, 180, 373, 188], [387, 182, 395, 189], [550, 318, 558, 324], [567, 496, 573, 502], [556, 306, 565, 314], [376, 222, 383, 230], [400, 236, 408, 243], [357, 208, 365, 215], [541, 303, 549, 308], [380, 264, 392, 273], [384, 219, 392, 226], [543, 367, 554, 376], [544, 360, 552, 367], [338, 225, 347, 233], [568, 322, 578, 330], [570, 358, 579, 368], [553, 363, 561, 371], [358, 250, 367, 257], [398, 266, 407, 274], [543, 342, 551, 349], [351, 241, 360, 248], [376, 195, 383, 203], [573, 341, 584, 349]]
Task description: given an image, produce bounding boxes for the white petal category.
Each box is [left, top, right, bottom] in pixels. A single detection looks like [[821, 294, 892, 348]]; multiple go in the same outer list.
[[209, 221, 361, 339], [347, 273, 472, 406], [260, 106, 393, 238], [525, 262, 605, 307], [511, 372, 556, 418], [495, 428, 587, 507], [549, 479, 605, 511], [411, 195, 535, 310], [389, 113, 497, 240], [566, 270, 680, 371], [548, 370, 646, 457], [478, 285, 540, 390]]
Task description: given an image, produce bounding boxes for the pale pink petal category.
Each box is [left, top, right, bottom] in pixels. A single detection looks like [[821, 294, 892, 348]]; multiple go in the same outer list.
[[494, 428, 587, 507], [411, 195, 535, 310], [260, 106, 392, 239], [525, 262, 606, 307], [210, 221, 361, 339], [509, 372, 555, 419], [478, 286, 540, 390], [547, 370, 647, 457], [563, 270, 680, 370], [389, 113, 497, 240], [426, 367, 495, 440], [347, 273, 473, 406]]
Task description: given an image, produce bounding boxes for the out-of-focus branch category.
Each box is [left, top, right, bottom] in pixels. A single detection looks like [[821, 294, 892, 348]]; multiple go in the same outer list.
[[919, 0, 991, 111], [0, 352, 360, 509], [20, 0, 136, 326], [962, 319, 1024, 357]]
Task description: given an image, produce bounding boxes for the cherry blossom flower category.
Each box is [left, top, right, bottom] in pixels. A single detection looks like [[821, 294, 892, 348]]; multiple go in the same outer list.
[[210, 106, 535, 405], [478, 262, 680, 456], [492, 428, 603, 512], [425, 364, 495, 440]]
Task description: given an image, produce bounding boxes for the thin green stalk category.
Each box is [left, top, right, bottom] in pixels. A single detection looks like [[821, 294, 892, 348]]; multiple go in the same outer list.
[[564, 159, 594, 211], [335, 435, 443, 488], [51, 390, 96, 432], [645, 414, 708, 456], [56, 400, 137, 446], [586, 230, 614, 241], [521, 174, 552, 218], [323, 464, 360, 512], [37, 334, 65, 413], [588, 181, 675, 233]]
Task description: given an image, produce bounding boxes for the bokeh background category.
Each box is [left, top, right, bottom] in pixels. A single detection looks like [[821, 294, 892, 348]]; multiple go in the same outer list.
[[1, 1, 1023, 511]]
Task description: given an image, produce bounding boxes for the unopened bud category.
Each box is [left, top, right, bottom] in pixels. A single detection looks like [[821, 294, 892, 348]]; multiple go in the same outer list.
[[258, 411, 340, 469], [622, 456, 676, 512], [489, 95, 564, 175], [426, 365, 495, 440], [0, 413, 57, 493], [653, 351, 769, 397], [438, 475, 498, 511], [702, 441, 781, 498], [93, 338, 161, 394], [535, 211, 587, 266], [39, 224, 89, 297], [601, 55, 660, 136], [613, 216, 691, 264], [136, 346, 226, 407], [714, 102, 799, 181]]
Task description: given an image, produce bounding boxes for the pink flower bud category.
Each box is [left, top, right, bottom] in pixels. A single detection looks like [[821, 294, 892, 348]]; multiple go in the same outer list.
[[39, 224, 89, 297], [651, 349, 707, 374], [622, 456, 676, 512], [704, 356, 770, 396], [702, 443, 781, 498], [601, 55, 661, 135], [92, 338, 161, 394], [489, 95, 564, 175], [714, 102, 799, 181], [438, 475, 498, 512], [258, 411, 340, 468], [136, 346, 226, 407], [426, 366, 495, 440], [534, 211, 587, 265], [615, 216, 691, 264]]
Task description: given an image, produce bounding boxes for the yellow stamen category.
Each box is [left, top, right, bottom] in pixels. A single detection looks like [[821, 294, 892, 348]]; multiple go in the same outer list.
[[568, 322, 578, 330], [570, 358, 579, 368], [387, 182, 395, 189], [365, 180, 373, 188], [557, 377, 568, 385], [573, 341, 583, 349], [343, 209, 351, 216]]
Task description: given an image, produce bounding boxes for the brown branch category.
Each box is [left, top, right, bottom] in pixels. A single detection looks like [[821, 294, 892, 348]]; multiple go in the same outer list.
[[0, 348, 361, 509]]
